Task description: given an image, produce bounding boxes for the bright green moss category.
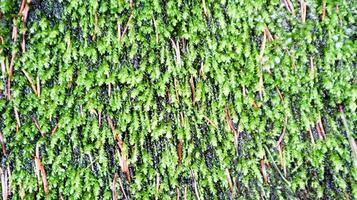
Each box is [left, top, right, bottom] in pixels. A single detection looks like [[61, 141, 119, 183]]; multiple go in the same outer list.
[[0, 0, 356, 199]]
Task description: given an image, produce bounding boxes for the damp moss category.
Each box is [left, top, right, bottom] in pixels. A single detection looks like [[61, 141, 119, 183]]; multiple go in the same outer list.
[[0, 0, 356, 199]]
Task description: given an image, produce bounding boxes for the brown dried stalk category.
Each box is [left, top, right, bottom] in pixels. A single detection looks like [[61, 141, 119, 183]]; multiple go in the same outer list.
[[14, 107, 21, 132], [318, 116, 326, 138], [190, 170, 201, 200], [36, 76, 40, 97], [322, 0, 326, 20], [260, 26, 274, 62], [276, 116, 288, 147], [170, 39, 182, 67], [20, 3, 30, 23], [242, 85, 247, 96], [92, 13, 98, 41], [224, 105, 240, 154], [277, 145, 287, 177], [108, 117, 130, 180], [0, 133, 6, 155], [224, 105, 237, 135], [260, 158, 268, 184], [225, 169, 233, 192], [155, 173, 160, 200], [283, 0, 295, 13], [32, 117, 44, 136], [21, 32, 26, 53], [117, 21, 121, 41], [1, 167, 8, 200], [8, 51, 17, 99], [202, 0, 208, 16], [22, 69, 38, 96], [12, 18, 17, 42], [264, 27, 274, 41], [112, 173, 118, 200], [18, 0, 26, 15], [34, 144, 49, 196], [120, 14, 133, 41], [98, 111, 102, 128], [317, 125, 323, 140], [300, 0, 307, 23], [203, 115, 218, 129], [107, 117, 123, 150], [199, 62, 205, 78], [180, 112, 185, 127], [189, 76, 196, 105], [176, 187, 180, 200], [51, 123, 59, 136], [177, 140, 182, 165], [117, 174, 128, 200], [184, 186, 187, 200], [276, 87, 284, 101], [152, 18, 159, 43]]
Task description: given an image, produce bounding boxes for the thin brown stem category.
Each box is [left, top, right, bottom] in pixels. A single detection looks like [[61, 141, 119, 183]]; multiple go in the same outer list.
[[225, 169, 233, 192], [34, 144, 48, 196], [276, 116, 288, 147], [0, 133, 6, 155], [14, 107, 21, 132], [189, 76, 196, 105], [118, 175, 128, 200], [36, 76, 40, 97], [190, 170, 201, 200], [152, 18, 159, 43], [260, 158, 268, 184], [176, 187, 180, 200], [203, 115, 217, 129], [112, 173, 118, 200], [283, 0, 295, 13], [277, 144, 287, 177], [92, 13, 98, 41], [1, 167, 9, 200], [171, 39, 182, 67], [21, 32, 26, 53], [300, 0, 307, 23], [22, 69, 38, 96], [202, 0, 208, 16], [155, 173, 160, 200], [51, 123, 59, 136], [8, 51, 17, 99], [339, 106, 357, 168], [177, 140, 182, 165], [32, 117, 44, 136], [322, 0, 326, 21], [12, 18, 17, 42], [120, 14, 133, 41], [318, 116, 326, 138], [117, 21, 121, 41]]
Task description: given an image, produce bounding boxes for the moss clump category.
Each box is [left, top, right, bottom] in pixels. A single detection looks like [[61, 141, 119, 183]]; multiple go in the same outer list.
[[0, 0, 356, 199]]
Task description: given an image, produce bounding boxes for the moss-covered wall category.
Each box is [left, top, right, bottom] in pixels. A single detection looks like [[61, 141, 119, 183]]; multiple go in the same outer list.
[[0, 0, 356, 199]]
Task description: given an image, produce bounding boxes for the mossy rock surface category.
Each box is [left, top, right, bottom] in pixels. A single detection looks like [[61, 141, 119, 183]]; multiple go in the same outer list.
[[0, 0, 356, 199]]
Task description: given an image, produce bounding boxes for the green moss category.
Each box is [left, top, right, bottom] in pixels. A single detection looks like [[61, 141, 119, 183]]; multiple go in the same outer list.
[[0, 0, 356, 199]]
